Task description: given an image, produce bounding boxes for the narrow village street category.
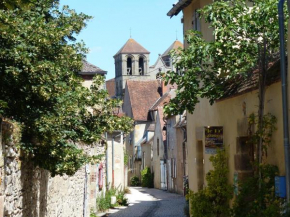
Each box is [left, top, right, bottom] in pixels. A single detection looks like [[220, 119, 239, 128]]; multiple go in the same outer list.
[[107, 187, 186, 217]]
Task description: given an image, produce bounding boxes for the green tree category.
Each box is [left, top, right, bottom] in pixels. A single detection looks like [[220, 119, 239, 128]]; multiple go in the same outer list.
[[164, 0, 287, 169], [0, 0, 133, 176]]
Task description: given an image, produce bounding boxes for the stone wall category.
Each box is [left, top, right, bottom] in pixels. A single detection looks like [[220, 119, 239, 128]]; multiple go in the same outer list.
[[0, 120, 106, 217]]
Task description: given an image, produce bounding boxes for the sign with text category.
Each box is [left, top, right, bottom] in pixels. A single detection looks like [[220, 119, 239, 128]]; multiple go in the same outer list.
[[204, 126, 223, 154]]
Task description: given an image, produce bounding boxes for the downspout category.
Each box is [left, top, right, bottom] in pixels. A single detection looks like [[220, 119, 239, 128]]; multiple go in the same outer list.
[[106, 132, 108, 189], [278, 0, 290, 202], [112, 136, 115, 188]]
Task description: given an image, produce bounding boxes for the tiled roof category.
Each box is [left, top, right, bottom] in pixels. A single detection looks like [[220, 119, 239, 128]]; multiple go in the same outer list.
[[127, 80, 161, 121], [80, 60, 107, 75], [114, 38, 150, 57], [106, 78, 116, 98], [219, 59, 281, 101], [162, 40, 183, 57], [167, 0, 193, 17], [149, 89, 175, 111]]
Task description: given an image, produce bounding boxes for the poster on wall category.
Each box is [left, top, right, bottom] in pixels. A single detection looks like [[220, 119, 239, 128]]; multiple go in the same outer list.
[[204, 126, 223, 154]]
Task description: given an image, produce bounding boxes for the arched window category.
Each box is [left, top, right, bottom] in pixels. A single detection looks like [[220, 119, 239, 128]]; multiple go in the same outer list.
[[127, 57, 132, 75], [139, 57, 144, 75]]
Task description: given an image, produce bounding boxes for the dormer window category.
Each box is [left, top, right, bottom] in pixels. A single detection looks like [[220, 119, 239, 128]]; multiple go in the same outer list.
[[127, 57, 132, 75], [139, 57, 144, 75]]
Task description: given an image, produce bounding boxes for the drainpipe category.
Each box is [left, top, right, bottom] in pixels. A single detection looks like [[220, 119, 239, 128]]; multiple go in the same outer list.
[[112, 137, 115, 188], [278, 0, 290, 202], [106, 132, 109, 189]]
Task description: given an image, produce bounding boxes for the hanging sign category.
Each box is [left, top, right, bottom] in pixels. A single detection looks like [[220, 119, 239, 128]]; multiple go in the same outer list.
[[204, 126, 223, 154]]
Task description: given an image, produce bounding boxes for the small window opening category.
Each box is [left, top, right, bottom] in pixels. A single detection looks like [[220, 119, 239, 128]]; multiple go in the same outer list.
[[127, 57, 132, 75], [139, 57, 144, 75]]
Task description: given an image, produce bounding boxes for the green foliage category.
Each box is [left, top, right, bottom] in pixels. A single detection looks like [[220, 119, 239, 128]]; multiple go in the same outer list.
[[90, 212, 98, 217], [141, 167, 154, 188], [163, 0, 288, 115], [96, 188, 117, 212], [124, 150, 129, 165], [187, 149, 233, 217], [116, 190, 128, 206], [130, 176, 140, 186], [0, 0, 133, 176], [96, 187, 128, 212], [248, 113, 277, 155], [232, 164, 286, 217]]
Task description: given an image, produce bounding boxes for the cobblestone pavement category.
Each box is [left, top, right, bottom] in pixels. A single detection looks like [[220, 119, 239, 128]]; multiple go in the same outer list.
[[107, 187, 186, 217]]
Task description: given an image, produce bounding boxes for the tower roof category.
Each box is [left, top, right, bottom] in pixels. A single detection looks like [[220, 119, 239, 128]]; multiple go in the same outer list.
[[114, 38, 150, 57], [162, 40, 183, 57]]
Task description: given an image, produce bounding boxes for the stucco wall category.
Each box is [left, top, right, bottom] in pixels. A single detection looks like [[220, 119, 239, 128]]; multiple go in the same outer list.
[[153, 111, 165, 189], [187, 82, 285, 192], [107, 133, 125, 189]]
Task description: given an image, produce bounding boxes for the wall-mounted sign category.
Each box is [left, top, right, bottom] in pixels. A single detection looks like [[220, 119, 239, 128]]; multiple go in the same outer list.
[[204, 126, 223, 154]]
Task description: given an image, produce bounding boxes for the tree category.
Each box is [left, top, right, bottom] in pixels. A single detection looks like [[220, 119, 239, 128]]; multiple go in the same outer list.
[[164, 0, 287, 167], [0, 0, 133, 176]]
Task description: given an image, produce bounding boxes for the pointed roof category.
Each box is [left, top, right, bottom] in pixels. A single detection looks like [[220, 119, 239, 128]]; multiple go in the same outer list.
[[126, 80, 161, 121], [162, 40, 183, 57], [114, 38, 150, 57], [80, 60, 107, 75]]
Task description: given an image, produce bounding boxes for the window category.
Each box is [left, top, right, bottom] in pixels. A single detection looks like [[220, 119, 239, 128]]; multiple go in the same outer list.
[[142, 152, 145, 169], [139, 57, 144, 75], [157, 138, 160, 156], [192, 9, 201, 31], [127, 57, 132, 75]]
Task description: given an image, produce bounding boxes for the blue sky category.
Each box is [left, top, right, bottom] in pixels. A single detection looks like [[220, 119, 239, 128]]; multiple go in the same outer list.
[[59, 0, 183, 80]]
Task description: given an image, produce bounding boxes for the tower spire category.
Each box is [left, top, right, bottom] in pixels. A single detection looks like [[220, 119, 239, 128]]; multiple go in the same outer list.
[[130, 28, 132, 38]]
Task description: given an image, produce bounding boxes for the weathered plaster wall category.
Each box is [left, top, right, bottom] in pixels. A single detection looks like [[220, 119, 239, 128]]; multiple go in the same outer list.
[[153, 111, 165, 189], [107, 133, 125, 189], [187, 82, 285, 192]]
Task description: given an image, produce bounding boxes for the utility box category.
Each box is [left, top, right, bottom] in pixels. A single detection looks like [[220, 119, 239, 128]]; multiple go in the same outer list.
[[275, 176, 286, 198]]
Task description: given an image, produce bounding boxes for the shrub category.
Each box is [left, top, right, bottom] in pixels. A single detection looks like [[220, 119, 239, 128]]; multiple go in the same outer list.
[[141, 167, 154, 188], [187, 149, 233, 217], [96, 188, 117, 212], [96, 187, 129, 212], [130, 176, 140, 186], [232, 164, 286, 217], [124, 187, 131, 194], [116, 190, 128, 206]]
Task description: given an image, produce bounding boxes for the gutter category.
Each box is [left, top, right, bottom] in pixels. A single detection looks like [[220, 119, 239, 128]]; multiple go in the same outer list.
[[167, 0, 193, 17], [278, 0, 290, 202]]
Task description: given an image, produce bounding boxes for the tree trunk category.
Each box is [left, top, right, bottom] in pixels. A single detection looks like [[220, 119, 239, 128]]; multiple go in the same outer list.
[[257, 39, 268, 186]]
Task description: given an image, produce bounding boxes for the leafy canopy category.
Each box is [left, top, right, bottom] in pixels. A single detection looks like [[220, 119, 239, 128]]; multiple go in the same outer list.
[[0, 0, 133, 176], [164, 0, 287, 115]]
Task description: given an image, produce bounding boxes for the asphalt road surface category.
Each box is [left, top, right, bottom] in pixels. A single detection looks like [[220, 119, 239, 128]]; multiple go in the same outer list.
[[107, 187, 186, 217]]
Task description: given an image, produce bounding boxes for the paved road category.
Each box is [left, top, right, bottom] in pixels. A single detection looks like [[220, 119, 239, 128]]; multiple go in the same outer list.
[[107, 187, 186, 217]]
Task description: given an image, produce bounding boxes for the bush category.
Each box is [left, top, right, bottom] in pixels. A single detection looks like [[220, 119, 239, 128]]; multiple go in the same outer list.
[[116, 190, 128, 206], [96, 187, 129, 212], [96, 188, 117, 212], [130, 176, 140, 186], [141, 167, 154, 188], [187, 149, 233, 217], [124, 187, 131, 194], [232, 164, 286, 217]]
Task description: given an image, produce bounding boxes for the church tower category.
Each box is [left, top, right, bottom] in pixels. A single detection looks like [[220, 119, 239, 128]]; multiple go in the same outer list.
[[114, 38, 150, 97]]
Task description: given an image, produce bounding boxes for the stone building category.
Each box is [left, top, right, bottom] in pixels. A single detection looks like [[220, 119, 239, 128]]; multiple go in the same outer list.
[[0, 60, 107, 217], [114, 38, 150, 98]]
